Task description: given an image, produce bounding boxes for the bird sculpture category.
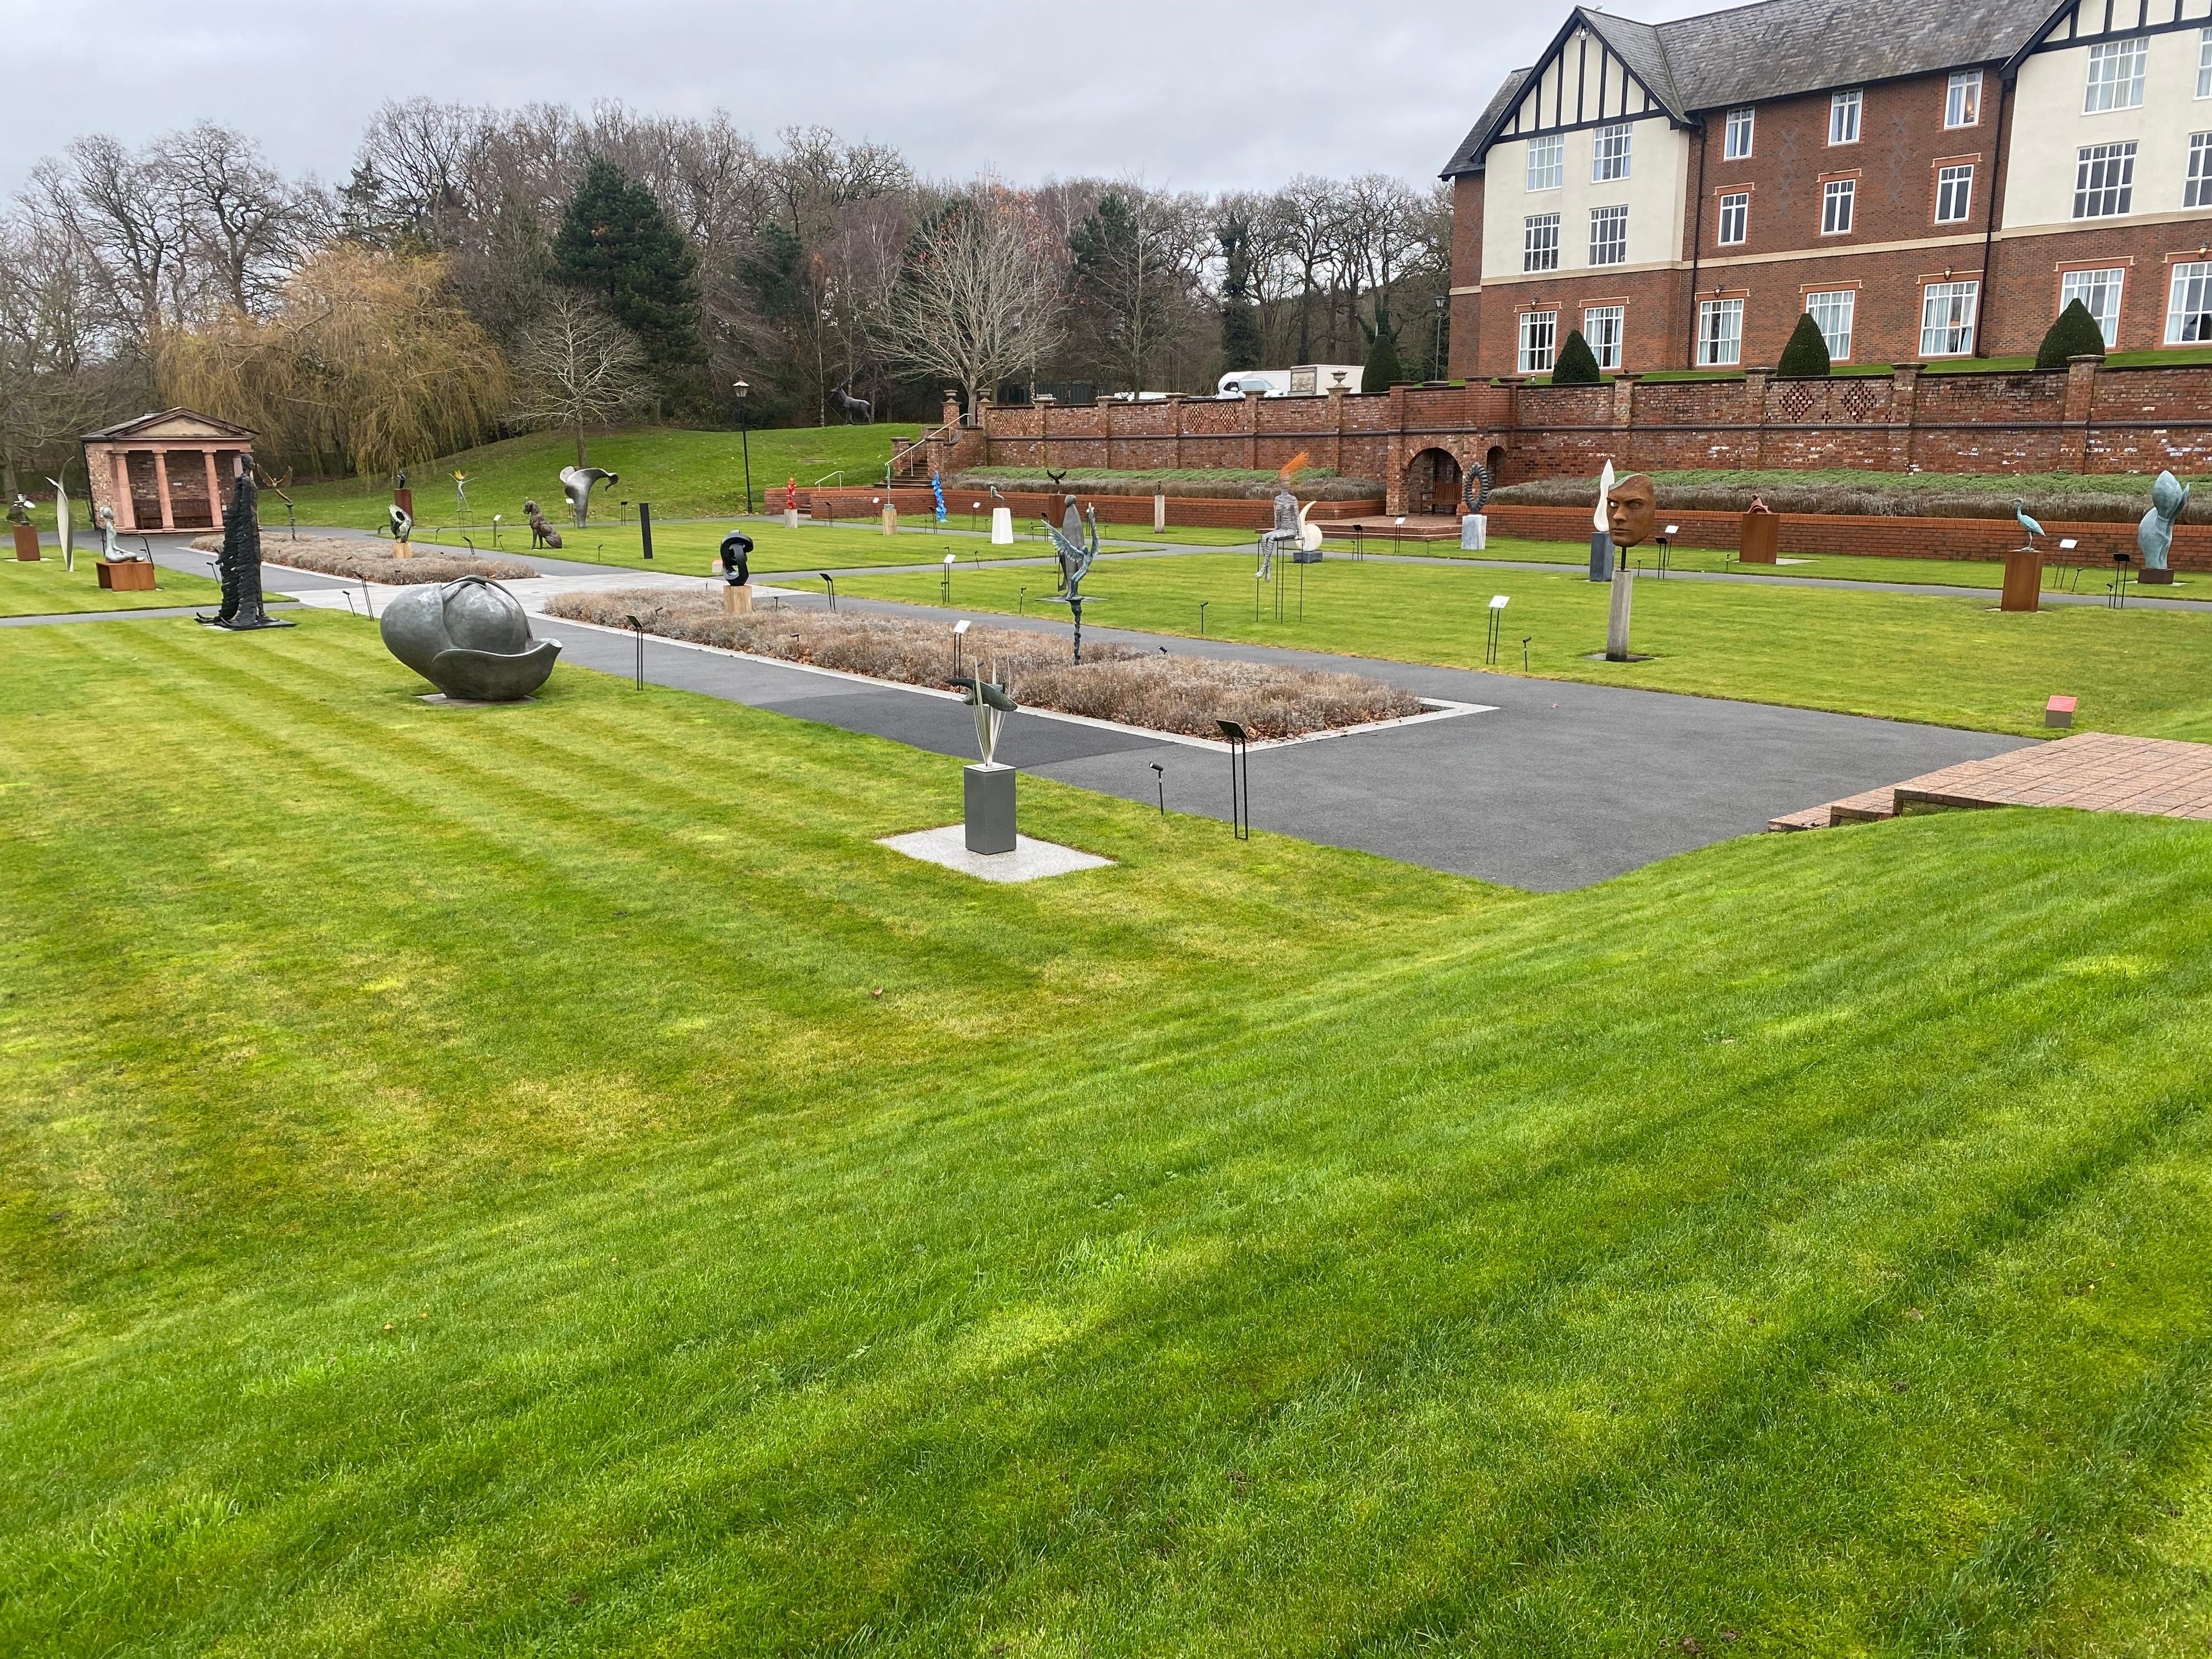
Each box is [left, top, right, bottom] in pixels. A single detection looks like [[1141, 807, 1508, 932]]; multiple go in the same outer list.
[[1043, 502, 1098, 599], [388, 503, 414, 546], [949, 662, 1017, 766], [2013, 498, 2045, 550]]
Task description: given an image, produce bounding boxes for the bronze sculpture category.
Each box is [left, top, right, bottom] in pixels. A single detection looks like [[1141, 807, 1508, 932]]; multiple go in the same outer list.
[[524, 499, 563, 549], [1604, 473, 1657, 548], [379, 575, 561, 701], [559, 466, 618, 527], [2138, 471, 2190, 584], [1041, 502, 1100, 663], [199, 461, 292, 630]]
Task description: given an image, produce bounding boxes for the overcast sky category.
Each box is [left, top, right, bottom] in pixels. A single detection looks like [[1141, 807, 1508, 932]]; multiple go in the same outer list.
[[2, 0, 1727, 199]]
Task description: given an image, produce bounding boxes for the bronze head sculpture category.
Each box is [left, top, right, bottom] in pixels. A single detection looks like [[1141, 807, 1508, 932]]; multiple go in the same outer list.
[[1605, 472, 1658, 549]]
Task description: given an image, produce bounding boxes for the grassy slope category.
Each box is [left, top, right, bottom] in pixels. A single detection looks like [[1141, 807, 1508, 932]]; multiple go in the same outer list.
[[0, 618, 2209, 1653], [837, 552, 2212, 740], [0, 556, 224, 617], [278, 424, 922, 532]]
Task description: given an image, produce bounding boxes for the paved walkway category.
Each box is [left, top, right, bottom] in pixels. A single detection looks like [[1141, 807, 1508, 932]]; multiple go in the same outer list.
[[24, 534, 2022, 890], [1773, 731, 2212, 830]]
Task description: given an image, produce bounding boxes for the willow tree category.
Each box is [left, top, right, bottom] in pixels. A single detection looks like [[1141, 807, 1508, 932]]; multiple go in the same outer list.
[[160, 244, 509, 478]]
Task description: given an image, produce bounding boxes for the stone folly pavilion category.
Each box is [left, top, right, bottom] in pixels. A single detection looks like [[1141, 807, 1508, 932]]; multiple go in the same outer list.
[[82, 409, 257, 534]]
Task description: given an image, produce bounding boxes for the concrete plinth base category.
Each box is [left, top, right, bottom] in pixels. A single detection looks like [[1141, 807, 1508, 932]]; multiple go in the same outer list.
[[879, 825, 1113, 883], [1461, 514, 1488, 550], [964, 762, 1016, 854], [990, 506, 1014, 545], [783, 507, 800, 529]]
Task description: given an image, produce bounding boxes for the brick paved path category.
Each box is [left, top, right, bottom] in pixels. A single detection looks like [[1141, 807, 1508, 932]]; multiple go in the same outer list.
[[1771, 732, 2212, 830]]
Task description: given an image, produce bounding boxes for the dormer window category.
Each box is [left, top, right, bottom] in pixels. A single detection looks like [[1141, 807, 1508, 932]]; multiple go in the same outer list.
[[1945, 71, 1981, 128]]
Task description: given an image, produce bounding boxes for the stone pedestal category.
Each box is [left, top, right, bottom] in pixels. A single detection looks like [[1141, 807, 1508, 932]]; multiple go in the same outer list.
[[1740, 511, 1779, 564], [722, 583, 754, 616], [2000, 548, 2042, 612], [12, 523, 39, 561], [783, 506, 800, 529], [990, 507, 1013, 545], [1154, 492, 1167, 532], [964, 763, 1016, 855], [1588, 531, 1614, 583], [1606, 566, 1635, 661], [1461, 514, 1487, 551], [882, 504, 898, 535]]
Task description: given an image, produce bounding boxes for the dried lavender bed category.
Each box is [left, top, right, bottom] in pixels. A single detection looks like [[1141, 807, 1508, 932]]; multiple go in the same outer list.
[[541, 589, 1424, 740], [191, 534, 535, 584]]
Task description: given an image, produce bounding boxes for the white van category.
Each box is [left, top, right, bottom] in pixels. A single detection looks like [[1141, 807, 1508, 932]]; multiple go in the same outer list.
[[1215, 364, 1365, 398]]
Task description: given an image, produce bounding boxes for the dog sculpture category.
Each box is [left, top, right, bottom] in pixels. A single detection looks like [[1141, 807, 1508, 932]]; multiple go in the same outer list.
[[524, 499, 563, 550]]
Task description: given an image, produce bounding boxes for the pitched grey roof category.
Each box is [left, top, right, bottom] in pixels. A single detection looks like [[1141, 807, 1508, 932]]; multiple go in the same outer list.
[[1443, 0, 2058, 176]]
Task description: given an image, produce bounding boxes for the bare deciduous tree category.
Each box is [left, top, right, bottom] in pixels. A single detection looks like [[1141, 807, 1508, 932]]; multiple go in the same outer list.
[[509, 290, 652, 465], [883, 187, 1063, 416]]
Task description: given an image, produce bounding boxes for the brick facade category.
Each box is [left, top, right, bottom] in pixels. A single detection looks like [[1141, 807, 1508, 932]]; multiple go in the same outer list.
[[945, 359, 2212, 510]]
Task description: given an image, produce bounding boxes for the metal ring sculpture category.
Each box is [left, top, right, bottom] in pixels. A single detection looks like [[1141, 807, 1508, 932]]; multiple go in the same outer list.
[[719, 531, 753, 586], [1461, 459, 1493, 515]]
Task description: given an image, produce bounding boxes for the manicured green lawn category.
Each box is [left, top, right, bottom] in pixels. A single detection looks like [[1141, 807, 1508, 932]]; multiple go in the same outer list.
[[280, 423, 922, 532], [838, 551, 2212, 738], [4, 614, 2211, 1654], [0, 554, 224, 617], [1430, 533, 2183, 593]]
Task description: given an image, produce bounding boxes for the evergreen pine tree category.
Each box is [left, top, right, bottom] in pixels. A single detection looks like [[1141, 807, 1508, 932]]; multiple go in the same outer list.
[[2036, 298, 2108, 369], [1775, 311, 1832, 377], [1217, 216, 1263, 372], [1359, 304, 1406, 392], [1550, 330, 1602, 384], [550, 156, 702, 388]]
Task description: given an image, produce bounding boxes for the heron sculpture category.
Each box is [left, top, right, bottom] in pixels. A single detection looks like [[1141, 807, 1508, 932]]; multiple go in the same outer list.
[[2013, 498, 2045, 551]]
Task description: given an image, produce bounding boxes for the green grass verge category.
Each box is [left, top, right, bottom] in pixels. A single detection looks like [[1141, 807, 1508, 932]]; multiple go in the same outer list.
[[1517, 468, 2205, 497], [278, 423, 922, 531], [408, 519, 1042, 577], [839, 551, 2212, 738], [1430, 534, 2186, 592], [3, 614, 2211, 1653], [0, 555, 224, 617]]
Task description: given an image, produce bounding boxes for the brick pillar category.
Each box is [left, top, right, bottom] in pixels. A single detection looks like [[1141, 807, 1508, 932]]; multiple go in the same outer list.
[[1243, 390, 1261, 469], [1742, 368, 1772, 470], [1611, 373, 1639, 460], [2064, 353, 2101, 472], [943, 392, 961, 428], [203, 450, 221, 529], [1328, 382, 1346, 475], [1384, 383, 1409, 514], [1889, 364, 1921, 471], [109, 450, 132, 532], [1169, 394, 1185, 470], [153, 449, 175, 531]]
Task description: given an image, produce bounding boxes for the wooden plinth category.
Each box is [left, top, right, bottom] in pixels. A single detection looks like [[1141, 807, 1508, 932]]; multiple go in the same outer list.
[[392, 541, 414, 560], [97, 559, 158, 591], [1739, 511, 1779, 564], [2001, 547, 2042, 612], [721, 583, 753, 616], [12, 523, 38, 561]]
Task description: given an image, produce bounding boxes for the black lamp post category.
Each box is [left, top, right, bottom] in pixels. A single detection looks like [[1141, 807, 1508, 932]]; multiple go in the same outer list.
[[1432, 292, 1448, 381], [733, 379, 754, 515]]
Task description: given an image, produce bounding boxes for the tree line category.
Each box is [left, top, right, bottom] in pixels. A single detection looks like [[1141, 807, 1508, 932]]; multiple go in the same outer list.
[[0, 100, 1453, 488]]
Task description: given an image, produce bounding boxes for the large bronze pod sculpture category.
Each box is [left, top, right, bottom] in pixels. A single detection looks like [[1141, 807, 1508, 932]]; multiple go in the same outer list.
[[380, 575, 562, 701]]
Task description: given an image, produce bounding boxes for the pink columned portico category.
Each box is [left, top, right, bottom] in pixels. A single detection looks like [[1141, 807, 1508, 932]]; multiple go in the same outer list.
[[81, 408, 257, 534]]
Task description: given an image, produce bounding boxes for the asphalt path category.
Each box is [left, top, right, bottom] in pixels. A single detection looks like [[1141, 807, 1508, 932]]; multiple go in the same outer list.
[[25, 532, 2028, 890]]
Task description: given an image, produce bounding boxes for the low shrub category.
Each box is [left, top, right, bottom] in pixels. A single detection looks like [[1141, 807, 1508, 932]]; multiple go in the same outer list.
[[191, 534, 536, 584], [540, 590, 1424, 740]]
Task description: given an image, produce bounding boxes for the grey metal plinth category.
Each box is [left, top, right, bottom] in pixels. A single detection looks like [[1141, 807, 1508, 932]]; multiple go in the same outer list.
[[1589, 531, 1615, 583], [964, 763, 1017, 855]]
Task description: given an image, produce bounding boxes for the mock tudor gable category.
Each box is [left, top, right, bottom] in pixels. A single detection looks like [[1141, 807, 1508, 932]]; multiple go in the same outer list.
[[1442, 0, 2212, 377]]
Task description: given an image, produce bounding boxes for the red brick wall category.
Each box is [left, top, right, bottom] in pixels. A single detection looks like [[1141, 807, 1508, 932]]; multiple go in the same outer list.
[[793, 486, 1382, 530], [1486, 502, 2212, 568], [957, 363, 2212, 506]]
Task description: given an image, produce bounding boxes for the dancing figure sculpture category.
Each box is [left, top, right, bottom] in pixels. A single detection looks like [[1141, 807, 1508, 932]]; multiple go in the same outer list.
[[560, 466, 618, 527], [1041, 501, 1100, 663]]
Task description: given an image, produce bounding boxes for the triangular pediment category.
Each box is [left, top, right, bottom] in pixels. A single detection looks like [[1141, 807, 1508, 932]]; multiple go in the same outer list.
[[83, 408, 257, 443]]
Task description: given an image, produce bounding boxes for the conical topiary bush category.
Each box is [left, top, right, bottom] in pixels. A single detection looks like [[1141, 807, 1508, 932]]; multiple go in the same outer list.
[[2036, 299, 2108, 369], [1550, 330, 1601, 385], [1776, 311, 1832, 376]]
